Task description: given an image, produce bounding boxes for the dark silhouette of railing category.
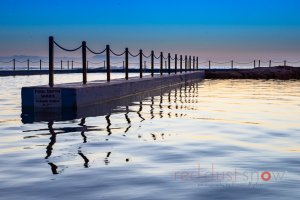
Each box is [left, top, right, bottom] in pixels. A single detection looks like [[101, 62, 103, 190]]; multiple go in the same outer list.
[[48, 36, 201, 86], [2, 36, 300, 84], [1, 57, 298, 73], [48, 36, 300, 87], [0, 58, 107, 71]]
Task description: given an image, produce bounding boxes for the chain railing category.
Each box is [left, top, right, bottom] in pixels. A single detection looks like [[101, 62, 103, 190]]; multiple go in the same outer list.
[[1, 57, 298, 73], [1, 36, 299, 86], [48, 36, 205, 86]]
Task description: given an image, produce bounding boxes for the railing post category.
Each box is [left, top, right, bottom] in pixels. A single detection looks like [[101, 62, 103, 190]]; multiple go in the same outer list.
[[209, 60, 211, 70], [180, 55, 183, 73], [13, 59, 16, 71], [160, 52, 163, 76], [61, 60, 63, 70], [139, 49, 143, 78], [27, 59, 29, 70], [165, 60, 167, 69], [269, 60, 271, 67], [258, 60, 261, 68], [175, 54, 177, 74], [185, 55, 187, 72], [49, 36, 54, 87], [68, 60, 70, 70], [39, 59, 42, 70], [231, 60, 233, 69], [193, 56, 195, 71], [189, 56, 192, 71], [144, 61, 146, 69], [196, 57, 199, 70], [82, 41, 87, 84], [254, 60, 256, 68], [168, 53, 171, 74], [106, 45, 111, 82], [284, 60, 286, 66], [125, 48, 129, 80], [151, 51, 154, 77]]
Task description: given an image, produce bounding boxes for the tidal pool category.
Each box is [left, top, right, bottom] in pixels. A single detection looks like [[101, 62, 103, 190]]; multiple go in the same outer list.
[[0, 74, 299, 200]]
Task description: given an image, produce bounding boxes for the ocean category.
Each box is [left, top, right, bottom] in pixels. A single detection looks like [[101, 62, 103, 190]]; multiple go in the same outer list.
[[0, 74, 299, 199]]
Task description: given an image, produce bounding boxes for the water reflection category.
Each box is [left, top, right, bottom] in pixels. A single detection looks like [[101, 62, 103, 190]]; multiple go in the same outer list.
[[22, 81, 200, 174], [45, 122, 56, 159], [78, 150, 90, 168], [79, 118, 87, 143], [137, 101, 145, 122], [124, 106, 132, 136], [48, 163, 59, 175]]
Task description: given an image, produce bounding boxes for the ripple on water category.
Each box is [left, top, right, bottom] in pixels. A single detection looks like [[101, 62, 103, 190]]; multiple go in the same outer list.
[[0, 75, 299, 199]]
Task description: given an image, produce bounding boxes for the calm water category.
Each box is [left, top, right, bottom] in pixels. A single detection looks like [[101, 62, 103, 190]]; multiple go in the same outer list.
[[0, 74, 300, 200]]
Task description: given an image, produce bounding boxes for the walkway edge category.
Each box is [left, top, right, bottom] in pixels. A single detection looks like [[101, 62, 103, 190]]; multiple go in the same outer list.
[[22, 71, 204, 108]]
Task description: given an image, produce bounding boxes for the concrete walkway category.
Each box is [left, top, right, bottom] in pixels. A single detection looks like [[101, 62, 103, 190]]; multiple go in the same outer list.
[[22, 71, 205, 109]]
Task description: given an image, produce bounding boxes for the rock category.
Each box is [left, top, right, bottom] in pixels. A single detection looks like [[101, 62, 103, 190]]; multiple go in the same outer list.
[[205, 66, 300, 80]]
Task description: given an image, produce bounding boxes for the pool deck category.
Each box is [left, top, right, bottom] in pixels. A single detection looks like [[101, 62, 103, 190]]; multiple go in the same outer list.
[[22, 71, 204, 109]]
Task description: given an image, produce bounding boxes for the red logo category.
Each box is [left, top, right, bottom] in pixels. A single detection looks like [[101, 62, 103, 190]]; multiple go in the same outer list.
[[261, 171, 272, 181]]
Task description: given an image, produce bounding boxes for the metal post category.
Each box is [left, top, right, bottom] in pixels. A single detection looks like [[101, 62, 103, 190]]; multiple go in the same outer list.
[[106, 45, 110, 82], [175, 54, 177, 74], [165, 60, 167, 69], [139, 49, 143, 78], [180, 55, 183, 73], [254, 60, 256, 68], [68, 60, 69, 70], [185, 55, 187, 72], [259, 60, 261, 68], [125, 48, 129, 80], [196, 57, 198, 70], [40, 59, 42, 70], [269, 60, 271, 67], [189, 56, 192, 71], [49, 36, 54, 87], [82, 41, 87, 84], [27, 59, 29, 70], [61, 60, 62, 70], [209, 60, 211, 70], [151, 51, 154, 77], [160, 52, 163, 76], [144, 61, 146, 69], [72, 61, 74, 70], [168, 53, 171, 74], [193, 56, 195, 71], [13, 59, 16, 71], [284, 60, 286, 66], [231, 60, 233, 69]]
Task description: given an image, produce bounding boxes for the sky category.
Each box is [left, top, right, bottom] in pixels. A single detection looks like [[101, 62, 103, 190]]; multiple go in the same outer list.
[[1, 0, 300, 61]]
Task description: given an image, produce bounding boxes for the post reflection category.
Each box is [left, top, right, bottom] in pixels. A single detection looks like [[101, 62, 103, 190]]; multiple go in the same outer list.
[[78, 150, 90, 168], [79, 118, 87, 143], [124, 106, 132, 136], [137, 101, 145, 122], [45, 121, 56, 159], [105, 114, 112, 137], [48, 163, 59, 175]]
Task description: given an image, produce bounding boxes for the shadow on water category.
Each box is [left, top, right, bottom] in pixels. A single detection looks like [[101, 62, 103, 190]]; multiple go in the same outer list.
[[21, 80, 201, 174]]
